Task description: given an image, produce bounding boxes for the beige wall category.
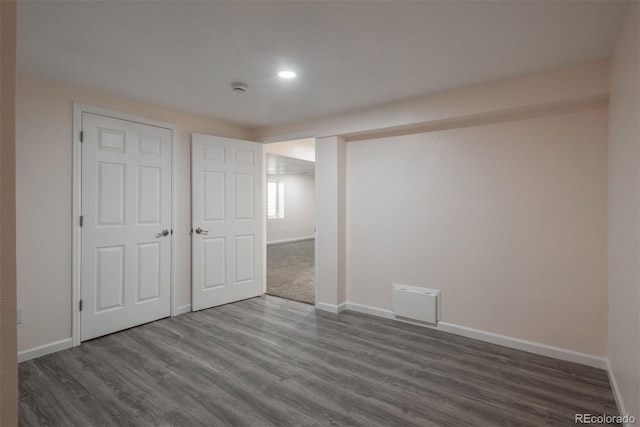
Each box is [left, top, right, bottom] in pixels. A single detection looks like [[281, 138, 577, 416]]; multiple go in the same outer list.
[[608, 1, 640, 418], [16, 73, 251, 352], [0, 0, 18, 424], [267, 174, 315, 243], [283, 61, 613, 356], [347, 107, 608, 356]]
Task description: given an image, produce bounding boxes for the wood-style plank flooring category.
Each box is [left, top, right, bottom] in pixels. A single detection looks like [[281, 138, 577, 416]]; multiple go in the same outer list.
[[19, 295, 619, 426]]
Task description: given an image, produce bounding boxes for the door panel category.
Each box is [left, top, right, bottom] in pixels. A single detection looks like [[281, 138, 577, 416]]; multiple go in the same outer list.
[[203, 237, 225, 289], [235, 235, 255, 283], [203, 171, 225, 221], [192, 134, 263, 311], [81, 112, 172, 341], [136, 242, 161, 302], [137, 166, 161, 224], [97, 162, 125, 226], [234, 173, 254, 219], [96, 245, 125, 311]]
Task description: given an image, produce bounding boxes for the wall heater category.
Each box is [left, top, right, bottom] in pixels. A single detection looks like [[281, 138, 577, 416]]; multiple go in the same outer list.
[[392, 283, 441, 324]]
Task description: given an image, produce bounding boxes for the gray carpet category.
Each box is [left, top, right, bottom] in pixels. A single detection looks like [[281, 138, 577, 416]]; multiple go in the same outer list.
[[266, 239, 315, 304]]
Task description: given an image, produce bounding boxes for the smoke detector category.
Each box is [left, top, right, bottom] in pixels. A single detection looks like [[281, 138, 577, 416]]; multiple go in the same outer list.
[[231, 82, 248, 93]]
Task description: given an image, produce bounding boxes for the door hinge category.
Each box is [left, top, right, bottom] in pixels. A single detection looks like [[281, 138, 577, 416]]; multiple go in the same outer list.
[[80, 131, 84, 142], [79, 300, 83, 312], [80, 215, 83, 227]]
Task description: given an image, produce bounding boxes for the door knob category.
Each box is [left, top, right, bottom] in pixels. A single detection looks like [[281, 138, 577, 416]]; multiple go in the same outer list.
[[156, 229, 170, 238], [195, 227, 208, 235]]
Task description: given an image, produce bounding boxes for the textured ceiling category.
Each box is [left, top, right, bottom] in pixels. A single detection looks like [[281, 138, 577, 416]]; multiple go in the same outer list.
[[18, 1, 629, 129]]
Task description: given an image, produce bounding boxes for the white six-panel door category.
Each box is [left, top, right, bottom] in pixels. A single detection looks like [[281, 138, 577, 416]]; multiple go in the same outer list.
[[191, 134, 263, 311], [81, 112, 172, 341]]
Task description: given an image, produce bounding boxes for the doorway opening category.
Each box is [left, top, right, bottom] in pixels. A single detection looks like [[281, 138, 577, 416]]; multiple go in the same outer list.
[[264, 138, 316, 304]]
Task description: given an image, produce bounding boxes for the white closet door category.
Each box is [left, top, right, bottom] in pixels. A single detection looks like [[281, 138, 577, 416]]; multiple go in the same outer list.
[[81, 112, 172, 341]]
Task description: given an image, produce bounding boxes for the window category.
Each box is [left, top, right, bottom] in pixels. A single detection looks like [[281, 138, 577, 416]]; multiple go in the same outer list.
[[267, 180, 285, 219]]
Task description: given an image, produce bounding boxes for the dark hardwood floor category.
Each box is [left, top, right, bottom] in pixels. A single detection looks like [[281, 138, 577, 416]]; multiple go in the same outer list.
[[19, 295, 619, 426]]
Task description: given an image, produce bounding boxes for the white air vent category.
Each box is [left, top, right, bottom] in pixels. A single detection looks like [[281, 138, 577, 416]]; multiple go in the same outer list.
[[392, 284, 441, 324]]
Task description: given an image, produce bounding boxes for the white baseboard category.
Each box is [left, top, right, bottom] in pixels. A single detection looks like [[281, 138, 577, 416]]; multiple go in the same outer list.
[[267, 236, 315, 245], [18, 338, 73, 363], [606, 360, 630, 424], [346, 302, 395, 319], [176, 304, 192, 316], [345, 302, 607, 370], [434, 321, 607, 370], [316, 301, 347, 314]]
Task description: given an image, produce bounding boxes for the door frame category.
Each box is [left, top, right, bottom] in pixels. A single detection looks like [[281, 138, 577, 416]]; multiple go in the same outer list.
[[71, 103, 179, 347], [260, 131, 318, 306]]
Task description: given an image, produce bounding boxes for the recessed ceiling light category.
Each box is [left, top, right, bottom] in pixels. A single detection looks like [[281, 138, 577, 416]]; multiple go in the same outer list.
[[278, 70, 297, 79]]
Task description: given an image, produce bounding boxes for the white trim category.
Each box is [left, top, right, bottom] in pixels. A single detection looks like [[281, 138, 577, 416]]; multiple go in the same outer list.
[[18, 339, 73, 363], [433, 321, 607, 370], [176, 304, 192, 316], [72, 103, 179, 347], [267, 236, 315, 245], [606, 360, 630, 424], [170, 115, 178, 319], [316, 302, 347, 314], [346, 302, 395, 319], [262, 146, 267, 294], [345, 302, 607, 369], [72, 105, 82, 346], [314, 139, 319, 307]]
